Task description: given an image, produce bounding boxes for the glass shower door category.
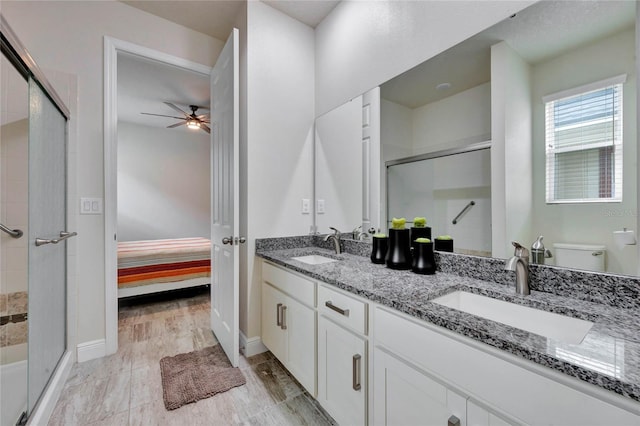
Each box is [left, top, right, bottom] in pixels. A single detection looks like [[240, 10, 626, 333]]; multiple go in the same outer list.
[[27, 77, 68, 415]]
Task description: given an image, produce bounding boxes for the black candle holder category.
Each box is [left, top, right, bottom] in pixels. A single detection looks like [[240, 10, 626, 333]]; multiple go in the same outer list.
[[434, 238, 454, 253], [371, 236, 388, 264], [412, 241, 436, 275], [410, 226, 432, 252], [386, 228, 411, 270]]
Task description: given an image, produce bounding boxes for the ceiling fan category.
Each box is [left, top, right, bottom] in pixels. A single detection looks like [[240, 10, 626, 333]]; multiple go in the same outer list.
[[141, 102, 211, 133]]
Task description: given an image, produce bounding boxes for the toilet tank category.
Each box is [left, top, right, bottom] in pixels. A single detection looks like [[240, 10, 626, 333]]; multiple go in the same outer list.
[[552, 243, 606, 272]]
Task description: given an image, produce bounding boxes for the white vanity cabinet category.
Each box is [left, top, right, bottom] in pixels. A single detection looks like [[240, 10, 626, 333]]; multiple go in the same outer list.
[[261, 262, 316, 395], [318, 284, 368, 426], [373, 307, 640, 426], [373, 347, 467, 426]]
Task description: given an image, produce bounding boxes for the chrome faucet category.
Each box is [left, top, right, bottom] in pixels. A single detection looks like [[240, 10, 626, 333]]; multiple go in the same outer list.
[[324, 227, 342, 254], [504, 241, 530, 295]]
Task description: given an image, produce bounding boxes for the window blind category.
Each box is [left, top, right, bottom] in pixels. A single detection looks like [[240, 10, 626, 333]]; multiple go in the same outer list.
[[544, 77, 624, 203]]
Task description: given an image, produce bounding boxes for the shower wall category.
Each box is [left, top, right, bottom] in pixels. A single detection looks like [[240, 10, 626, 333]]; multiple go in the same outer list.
[[0, 118, 29, 365]]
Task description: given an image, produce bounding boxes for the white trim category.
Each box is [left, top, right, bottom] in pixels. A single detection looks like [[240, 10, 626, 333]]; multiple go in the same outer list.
[[27, 351, 73, 426], [542, 73, 627, 103], [240, 331, 268, 358], [103, 36, 211, 357], [76, 339, 106, 363]]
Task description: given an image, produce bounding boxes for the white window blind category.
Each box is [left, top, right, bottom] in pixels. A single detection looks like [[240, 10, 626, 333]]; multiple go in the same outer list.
[[544, 75, 625, 203]]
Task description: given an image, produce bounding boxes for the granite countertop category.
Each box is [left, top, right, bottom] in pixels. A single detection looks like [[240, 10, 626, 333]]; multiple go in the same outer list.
[[256, 246, 640, 405]]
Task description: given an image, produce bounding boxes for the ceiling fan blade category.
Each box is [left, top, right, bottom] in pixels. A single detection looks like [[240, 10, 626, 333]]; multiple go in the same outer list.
[[201, 123, 211, 134], [196, 114, 210, 120], [164, 102, 190, 117], [141, 112, 186, 120], [166, 122, 186, 129]]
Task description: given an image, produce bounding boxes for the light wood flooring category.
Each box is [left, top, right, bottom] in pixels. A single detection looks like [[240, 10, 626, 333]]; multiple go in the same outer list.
[[48, 287, 335, 425]]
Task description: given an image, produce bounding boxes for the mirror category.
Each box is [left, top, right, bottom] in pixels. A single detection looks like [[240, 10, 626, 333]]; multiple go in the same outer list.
[[314, 0, 638, 276]]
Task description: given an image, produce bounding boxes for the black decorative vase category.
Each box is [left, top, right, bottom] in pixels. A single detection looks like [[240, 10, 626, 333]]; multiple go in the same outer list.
[[434, 238, 454, 253], [410, 226, 432, 251], [386, 229, 411, 270], [412, 242, 436, 275], [371, 236, 388, 264]]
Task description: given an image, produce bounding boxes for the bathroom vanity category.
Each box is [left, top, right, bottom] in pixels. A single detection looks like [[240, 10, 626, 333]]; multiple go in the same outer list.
[[256, 237, 640, 426]]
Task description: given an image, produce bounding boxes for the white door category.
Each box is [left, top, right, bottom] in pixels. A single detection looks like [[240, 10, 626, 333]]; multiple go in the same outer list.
[[210, 28, 240, 367]]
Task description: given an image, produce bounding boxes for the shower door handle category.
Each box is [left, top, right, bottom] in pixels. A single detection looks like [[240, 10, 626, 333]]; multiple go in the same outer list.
[[35, 231, 77, 247]]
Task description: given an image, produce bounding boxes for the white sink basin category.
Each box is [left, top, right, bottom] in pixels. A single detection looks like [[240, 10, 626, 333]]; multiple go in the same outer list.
[[291, 254, 338, 265], [432, 291, 593, 344]]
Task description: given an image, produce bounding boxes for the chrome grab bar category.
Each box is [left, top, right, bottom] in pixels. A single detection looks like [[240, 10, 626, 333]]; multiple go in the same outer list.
[[452, 201, 475, 225], [0, 223, 23, 239], [35, 231, 77, 247]]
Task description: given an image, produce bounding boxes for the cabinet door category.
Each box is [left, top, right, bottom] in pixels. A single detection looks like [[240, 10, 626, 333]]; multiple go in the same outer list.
[[467, 401, 514, 426], [318, 316, 367, 426], [373, 347, 467, 426], [261, 283, 287, 362], [285, 296, 316, 396]]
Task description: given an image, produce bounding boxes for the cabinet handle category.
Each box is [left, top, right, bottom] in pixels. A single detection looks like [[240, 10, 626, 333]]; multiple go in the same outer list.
[[281, 305, 287, 330], [352, 354, 362, 391], [276, 303, 283, 327], [325, 301, 350, 317], [447, 415, 460, 426]]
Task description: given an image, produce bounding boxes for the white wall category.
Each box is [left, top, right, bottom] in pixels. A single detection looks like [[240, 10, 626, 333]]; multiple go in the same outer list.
[[315, 0, 536, 116], [412, 82, 491, 154], [117, 122, 210, 241], [491, 42, 533, 259], [243, 1, 315, 338], [0, 1, 224, 345], [531, 28, 637, 275], [381, 99, 413, 163]]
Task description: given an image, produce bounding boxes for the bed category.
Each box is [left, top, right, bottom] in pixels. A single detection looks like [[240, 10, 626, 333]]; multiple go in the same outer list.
[[117, 237, 211, 298]]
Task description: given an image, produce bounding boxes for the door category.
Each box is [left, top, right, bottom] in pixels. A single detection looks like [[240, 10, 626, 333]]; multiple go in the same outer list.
[[27, 78, 69, 414], [318, 317, 366, 426], [210, 28, 240, 367], [373, 348, 467, 426]]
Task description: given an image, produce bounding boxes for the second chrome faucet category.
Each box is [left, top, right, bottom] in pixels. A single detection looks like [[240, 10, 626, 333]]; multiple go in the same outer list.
[[505, 241, 530, 295], [324, 227, 342, 254]]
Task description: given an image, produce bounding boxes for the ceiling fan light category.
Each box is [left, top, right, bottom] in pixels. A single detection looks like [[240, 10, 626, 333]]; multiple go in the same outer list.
[[187, 119, 201, 129]]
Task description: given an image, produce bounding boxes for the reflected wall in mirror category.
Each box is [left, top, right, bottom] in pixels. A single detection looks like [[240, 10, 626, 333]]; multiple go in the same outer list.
[[387, 145, 491, 256], [315, 96, 362, 235]]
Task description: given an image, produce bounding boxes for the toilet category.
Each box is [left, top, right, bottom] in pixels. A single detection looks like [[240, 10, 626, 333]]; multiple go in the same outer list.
[[552, 243, 606, 272]]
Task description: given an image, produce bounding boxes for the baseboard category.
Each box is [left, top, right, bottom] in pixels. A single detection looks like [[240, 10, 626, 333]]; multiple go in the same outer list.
[[239, 331, 268, 358], [77, 339, 106, 363], [28, 351, 73, 426]]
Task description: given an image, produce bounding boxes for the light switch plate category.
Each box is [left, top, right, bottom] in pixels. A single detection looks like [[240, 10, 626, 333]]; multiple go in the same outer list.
[[80, 197, 103, 215], [317, 199, 325, 214]]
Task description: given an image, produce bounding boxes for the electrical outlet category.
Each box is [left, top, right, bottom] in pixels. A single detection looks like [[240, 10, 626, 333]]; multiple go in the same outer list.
[[317, 199, 325, 214], [302, 198, 311, 214]]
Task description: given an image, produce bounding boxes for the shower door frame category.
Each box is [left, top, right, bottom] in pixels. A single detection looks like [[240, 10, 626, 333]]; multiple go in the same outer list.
[[1, 14, 78, 425]]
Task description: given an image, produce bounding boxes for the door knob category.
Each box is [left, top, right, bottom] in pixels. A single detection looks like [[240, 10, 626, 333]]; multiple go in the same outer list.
[[235, 236, 246, 244], [222, 236, 233, 245]]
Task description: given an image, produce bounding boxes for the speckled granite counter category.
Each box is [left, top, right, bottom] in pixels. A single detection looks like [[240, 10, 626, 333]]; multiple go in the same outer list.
[[256, 241, 640, 405]]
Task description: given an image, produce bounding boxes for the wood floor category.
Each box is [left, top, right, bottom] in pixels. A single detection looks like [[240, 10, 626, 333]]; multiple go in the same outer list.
[[48, 287, 335, 425]]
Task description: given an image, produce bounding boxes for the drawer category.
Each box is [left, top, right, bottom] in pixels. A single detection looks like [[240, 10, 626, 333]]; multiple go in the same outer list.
[[318, 284, 367, 335], [262, 261, 315, 307]]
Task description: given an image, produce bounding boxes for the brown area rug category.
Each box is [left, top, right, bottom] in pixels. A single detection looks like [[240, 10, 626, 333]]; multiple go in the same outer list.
[[159, 345, 246, 410]]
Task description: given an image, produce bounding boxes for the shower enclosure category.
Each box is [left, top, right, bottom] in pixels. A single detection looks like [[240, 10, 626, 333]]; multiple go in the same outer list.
[[1, 16, 72, 425]]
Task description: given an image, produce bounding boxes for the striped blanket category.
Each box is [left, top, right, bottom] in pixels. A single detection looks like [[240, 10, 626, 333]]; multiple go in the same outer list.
[[117, 238, 211, 289]]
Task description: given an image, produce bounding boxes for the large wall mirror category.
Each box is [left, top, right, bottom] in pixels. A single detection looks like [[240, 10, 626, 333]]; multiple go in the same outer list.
[[314, 0, 638, 276]]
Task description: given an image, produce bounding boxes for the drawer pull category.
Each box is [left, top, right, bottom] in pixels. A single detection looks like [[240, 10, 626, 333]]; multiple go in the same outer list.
[[281, 305, 287, 330], [352, 354, 362, 391], [325, 301, 350, 317], [276, 303, 283, 327], [447, 415, 460, 426]]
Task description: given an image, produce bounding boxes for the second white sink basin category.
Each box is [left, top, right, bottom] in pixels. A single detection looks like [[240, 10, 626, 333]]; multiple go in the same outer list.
[[432, 291, 593, 344], [292, 254, 338, 265]]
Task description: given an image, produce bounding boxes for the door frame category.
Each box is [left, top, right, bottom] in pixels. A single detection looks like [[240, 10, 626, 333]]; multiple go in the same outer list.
[[103, 37, 211, 355]]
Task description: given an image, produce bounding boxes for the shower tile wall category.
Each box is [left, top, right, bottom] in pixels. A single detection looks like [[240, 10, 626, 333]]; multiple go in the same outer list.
[[1, 117, 29, 365]]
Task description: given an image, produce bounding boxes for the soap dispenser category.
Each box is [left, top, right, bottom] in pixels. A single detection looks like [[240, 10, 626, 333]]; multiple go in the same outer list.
[[531, 236, 553, 265]]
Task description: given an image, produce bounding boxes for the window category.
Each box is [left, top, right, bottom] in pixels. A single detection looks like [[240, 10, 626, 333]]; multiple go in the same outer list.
[[544, 75, 625, 203]]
